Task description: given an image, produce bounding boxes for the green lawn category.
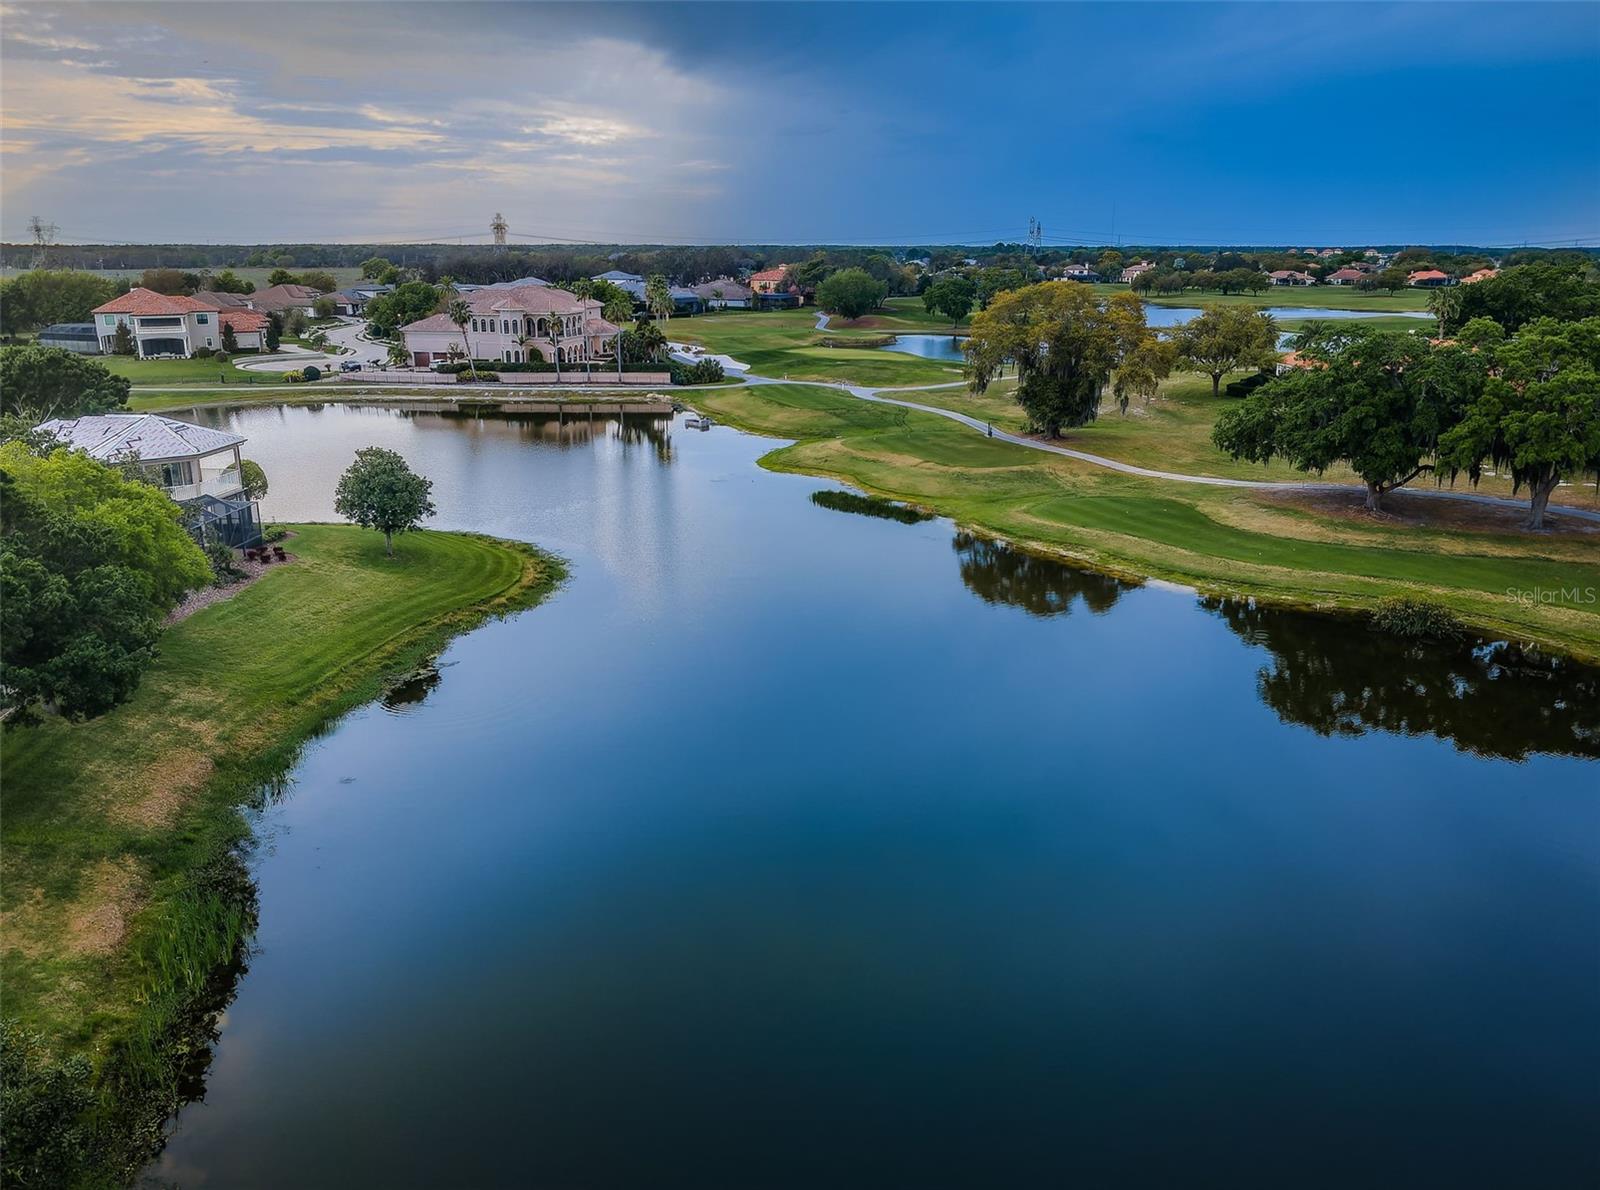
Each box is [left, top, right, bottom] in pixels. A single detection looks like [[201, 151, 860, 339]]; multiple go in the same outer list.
[[689, 384, 1600, 662], [1086, 282, 1433, 312], [673, 308, 964, 387], [1, 524, 561, 1182], [101, 354, 275, 385]]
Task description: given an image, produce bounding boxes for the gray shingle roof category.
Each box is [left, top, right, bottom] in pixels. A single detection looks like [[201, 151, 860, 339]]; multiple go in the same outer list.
[[35, 413, 245, 462]]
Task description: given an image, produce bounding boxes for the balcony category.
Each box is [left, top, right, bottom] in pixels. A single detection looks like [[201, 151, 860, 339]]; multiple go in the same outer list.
[[168, 467, 243, 502]]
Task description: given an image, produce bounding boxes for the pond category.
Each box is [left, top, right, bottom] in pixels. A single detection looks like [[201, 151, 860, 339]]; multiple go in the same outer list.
[[144, 403, 1599, 1188]]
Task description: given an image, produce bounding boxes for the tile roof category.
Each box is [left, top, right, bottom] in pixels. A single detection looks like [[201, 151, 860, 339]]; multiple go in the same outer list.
[[247, 283, 326, 311], [92, 287, 220, 316], [400, 313, 458, 334], [191, 289, 250, 308], [1408, 269, 1450, 282], [35, 413, 245, 461], [219, 309, 270, 333]]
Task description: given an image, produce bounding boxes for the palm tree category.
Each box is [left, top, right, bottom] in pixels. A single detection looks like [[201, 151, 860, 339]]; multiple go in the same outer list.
[[1290, 319, 1332, 354], [546, 317, 562, 383], [386, 340, 410, 369], [646, 274, 673, 321], [1428, 287, 1464, 339], [447, 299, 477, 381]]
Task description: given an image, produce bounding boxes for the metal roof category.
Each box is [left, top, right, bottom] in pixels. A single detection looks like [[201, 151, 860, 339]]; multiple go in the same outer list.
[[34, 413, 245, 462]]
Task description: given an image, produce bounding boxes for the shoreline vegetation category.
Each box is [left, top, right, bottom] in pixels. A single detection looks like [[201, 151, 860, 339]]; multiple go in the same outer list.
[[687, 383, 1600, 664], [1, 524, 563, 1186]]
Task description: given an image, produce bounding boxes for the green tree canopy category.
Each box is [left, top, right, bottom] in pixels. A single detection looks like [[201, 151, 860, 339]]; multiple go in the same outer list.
[[0, 270, 120, 334], [364, 281, 442, 338], [0, 346, 131, 425], [1171, 304, 1280, 397], [333, 447, 437, 556], [587, 279, 637, 325], [1438, 317, 1600, 529], [239, 459, 269, 502], [1213, 330, 1487, 510], [1450, 263, 1600, 334], [360, 255, 392, 279], [645, 274, 674, 321], [815, 268, 888, 321], [965, 282, 1167, 437], [922, 275, 976, 327]]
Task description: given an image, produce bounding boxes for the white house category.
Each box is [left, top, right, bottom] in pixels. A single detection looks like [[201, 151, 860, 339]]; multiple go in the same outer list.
[[400, 283, 622, 367], [91, 288, 223, 357]]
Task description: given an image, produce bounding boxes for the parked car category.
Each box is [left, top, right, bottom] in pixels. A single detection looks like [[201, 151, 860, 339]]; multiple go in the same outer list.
[[340, 360, 363, 373]]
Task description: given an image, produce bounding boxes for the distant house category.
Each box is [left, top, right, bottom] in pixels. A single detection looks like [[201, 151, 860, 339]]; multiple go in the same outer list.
[[245, 283, 324, 316], [749, 266, 791, 294], [33, 412, 261, 546], [1276, 350, 1326, 376], [1407, 269, 1453, 287], [38, 322, 102, 354], [1325, 267, 1367, 286], [1269, 269, 1316, 286], [1461, 268, 1499, 285], [1061, 263, 1101, 282], [694, 278, 753, 309], [592, 270, 643, 285], [91, 288, 223, 357], [191, 289, 250, 309], [1119, 261, 1156, 284], [219, 309, 270, 350]]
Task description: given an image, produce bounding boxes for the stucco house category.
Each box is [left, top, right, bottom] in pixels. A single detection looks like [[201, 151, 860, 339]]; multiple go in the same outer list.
[[400, 283, 622, 368], [1325, 267, 1367, 285], [34, 412, 261, 545], [1119, 261, 1156, 283], [91, 288, 223, 357], [245, 283, 324, 316], [694, 279, 753, 309], [220, 308, 270, 350], [1269, 270, 1316, 286], [1407, 269, 1454, 287], [1061, 263, 1101, 282], [1461, 268, 1499, 284]]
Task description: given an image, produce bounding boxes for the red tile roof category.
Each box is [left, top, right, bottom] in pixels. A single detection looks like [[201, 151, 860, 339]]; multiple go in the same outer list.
[[1407, 269, 1450, 282], [92, 287, 221, 316], [1461, 268, 1499, 284], [219, 309, 269, 333]]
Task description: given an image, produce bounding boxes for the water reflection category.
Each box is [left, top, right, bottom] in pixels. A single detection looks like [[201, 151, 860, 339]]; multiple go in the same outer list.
[[953, 532, 1132, 617], [382, 661, 442, 713], [1207, 596, 1600, 759]]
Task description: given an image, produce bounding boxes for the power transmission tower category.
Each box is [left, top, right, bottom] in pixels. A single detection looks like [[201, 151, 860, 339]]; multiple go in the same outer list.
[[28, 215, 58, 269], [491, 212, 508, 250]]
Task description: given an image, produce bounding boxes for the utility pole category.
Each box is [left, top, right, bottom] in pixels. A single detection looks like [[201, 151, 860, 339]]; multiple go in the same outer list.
[[28, 215, 58, 269]]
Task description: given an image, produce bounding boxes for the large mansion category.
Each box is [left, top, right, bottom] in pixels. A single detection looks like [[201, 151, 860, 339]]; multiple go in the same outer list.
[[400, 283, 622, 367]]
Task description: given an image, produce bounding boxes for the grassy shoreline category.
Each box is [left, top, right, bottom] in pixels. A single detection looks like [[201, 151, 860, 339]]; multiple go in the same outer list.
[[687, 383, 1600, 663], [1, 525, 563, 1186]]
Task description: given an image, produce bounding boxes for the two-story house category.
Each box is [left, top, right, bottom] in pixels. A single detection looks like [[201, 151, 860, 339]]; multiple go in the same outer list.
[[91, 288, 223, 357], [399, 283, 622, 368]]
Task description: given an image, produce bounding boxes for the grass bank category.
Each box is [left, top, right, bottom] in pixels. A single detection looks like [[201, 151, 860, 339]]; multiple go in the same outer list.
[[1, 524, 563, 1186], [688, 384, 1600, 662], [672, 308, 963, 388]]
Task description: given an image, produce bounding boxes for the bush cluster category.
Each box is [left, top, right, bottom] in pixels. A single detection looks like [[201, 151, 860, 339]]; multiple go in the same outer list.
[[1370, 597, 1466, 641], [669, 358, 726, 385]]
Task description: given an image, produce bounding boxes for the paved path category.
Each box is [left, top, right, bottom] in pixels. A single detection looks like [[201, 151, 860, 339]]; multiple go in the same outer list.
[[688, 338, 1600, 526]]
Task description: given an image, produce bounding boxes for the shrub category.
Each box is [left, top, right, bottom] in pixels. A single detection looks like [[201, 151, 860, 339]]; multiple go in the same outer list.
[[1, 1020, 98, 1188], [669, 358, 726, 385], [282, 369, 304, 383], [193, 345, 214, 360], [1370, 596, 1465, 641], [203, 537, 243, 585], [261, 524, 288, 543], [300, 364, 321, 382]]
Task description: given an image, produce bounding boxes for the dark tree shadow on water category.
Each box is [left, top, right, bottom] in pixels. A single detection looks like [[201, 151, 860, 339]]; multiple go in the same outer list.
[[953, 532, 1132, 618], [1205, 596, 1600, 761]]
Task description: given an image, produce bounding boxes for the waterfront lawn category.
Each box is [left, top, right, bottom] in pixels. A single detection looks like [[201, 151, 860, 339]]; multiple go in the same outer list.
[[672, 309, 963, 387], [1, 524, 560, 1174], [100, 354, 268, 385], [691, 384, 1600, 660]]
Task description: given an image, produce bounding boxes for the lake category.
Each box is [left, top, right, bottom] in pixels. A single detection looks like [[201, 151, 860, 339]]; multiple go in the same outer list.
[[144, 403, 1599, 1188]]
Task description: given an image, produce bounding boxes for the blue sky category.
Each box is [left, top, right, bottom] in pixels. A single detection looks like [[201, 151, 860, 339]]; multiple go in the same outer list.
[[2, 2, 1597, 247]]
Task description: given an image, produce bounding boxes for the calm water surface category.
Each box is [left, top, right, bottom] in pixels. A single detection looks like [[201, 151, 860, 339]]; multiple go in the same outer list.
[[144, 403, 1598, 1188]]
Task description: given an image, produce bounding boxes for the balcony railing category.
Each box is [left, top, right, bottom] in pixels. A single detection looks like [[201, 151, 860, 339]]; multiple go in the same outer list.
[[167, 468, 243, 502]]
